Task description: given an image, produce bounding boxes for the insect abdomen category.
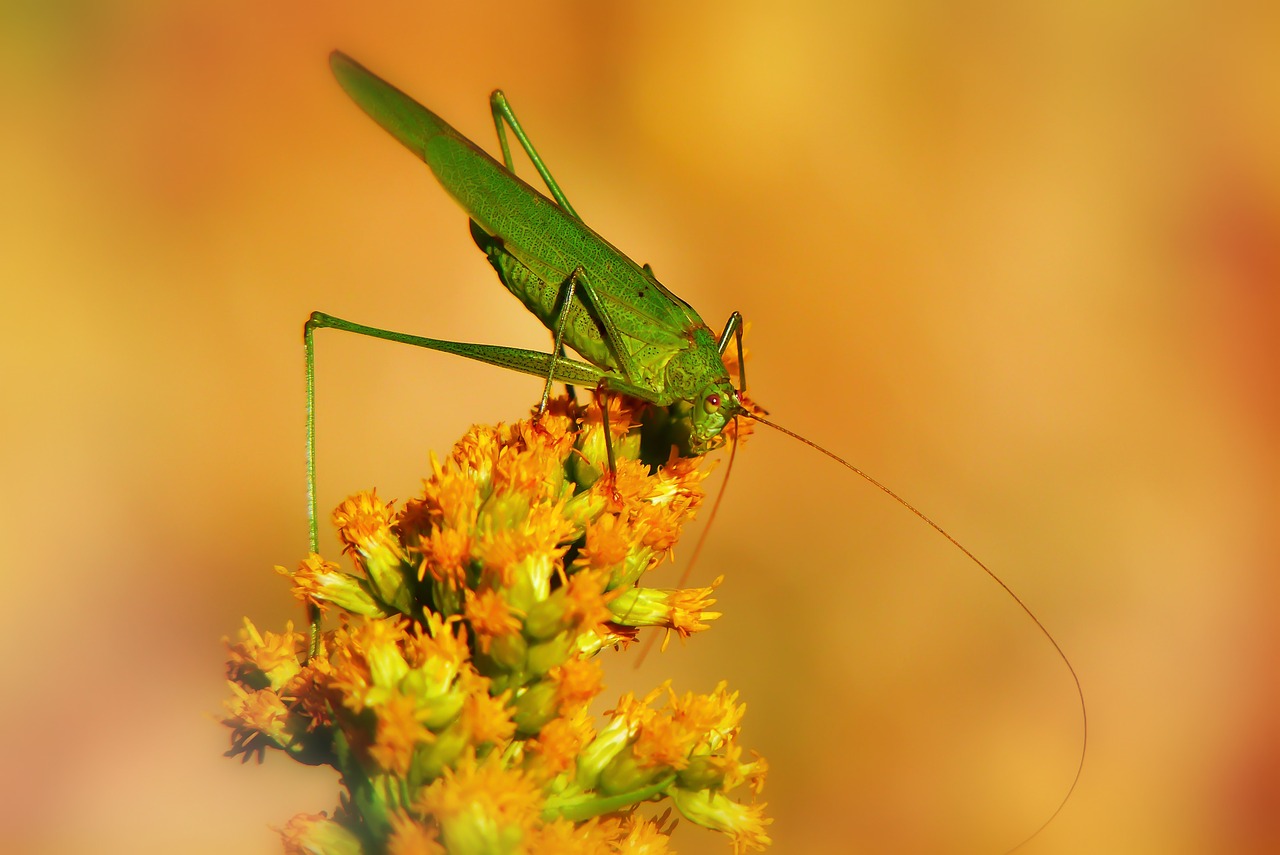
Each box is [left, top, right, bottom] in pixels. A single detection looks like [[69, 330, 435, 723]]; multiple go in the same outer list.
[[470, 224, 616, 371]]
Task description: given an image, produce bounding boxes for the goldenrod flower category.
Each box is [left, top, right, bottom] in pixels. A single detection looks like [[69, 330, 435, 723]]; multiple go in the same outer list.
[[224, 681, 291, 753], [416, 750, 544, 853], [280, 554, 388, 618], [387, 811, 444, 855], [463, 588, 523, 653], [224, 396, 770, 852], [226, 618, 305, 691], [279, 812, 364, 855], [524, 709, 594, 781], [670, 788, 773, 855]]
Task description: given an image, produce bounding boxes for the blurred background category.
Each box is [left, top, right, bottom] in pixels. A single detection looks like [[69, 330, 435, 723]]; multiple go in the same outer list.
[[2, 2, 1277, 853]]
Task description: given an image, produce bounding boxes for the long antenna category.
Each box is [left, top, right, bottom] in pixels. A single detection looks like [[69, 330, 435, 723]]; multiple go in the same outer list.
[[747, 412, 1086, 853]]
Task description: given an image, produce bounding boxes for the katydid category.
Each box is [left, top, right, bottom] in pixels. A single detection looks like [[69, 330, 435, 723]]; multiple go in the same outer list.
[[310, 51, 1086, 851]]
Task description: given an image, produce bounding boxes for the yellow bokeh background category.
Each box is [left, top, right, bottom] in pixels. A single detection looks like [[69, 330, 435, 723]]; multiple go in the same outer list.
[[2, 3, 1277, 853]]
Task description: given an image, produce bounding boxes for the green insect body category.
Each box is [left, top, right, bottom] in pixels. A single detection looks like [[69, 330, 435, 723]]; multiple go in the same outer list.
[[328, 52, 743, 454], [310, 53, 1087, 851]]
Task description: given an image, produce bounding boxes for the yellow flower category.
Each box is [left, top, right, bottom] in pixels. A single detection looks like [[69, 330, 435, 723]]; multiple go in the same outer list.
[[457, 671, 516, 746], [405, 612, 470, 678], [225, 618, 304, 692], [670, 787, 772, 854], [741, 750, 770, 798], [334, 491, 413, 611], [369, 689, 434, 776], [470, 505, 572, 597], [669, 680, 744, 747], [333, 490, 399, 560], [285, 657, 335, 730], [605, 579, 723, 645], [327, 618, 413, 712], [223, 682, 296, 760], [550, 657, 604, 715], [416, 526, 472, 588], [279, 554, 387, 617], [225, 395, 770, 852], [665, 579, 724, 641], [419, 454, 482, 533], [575, 513, 633, 571], [278, 812, 363, 855], [612, 814, 676, 854], [524, 709, 593, 780], [386, 812, 444, 855], [560, 569, 615, 633], [523, 817, 616, 855], [632, 712, 697, 772], [415, 751, 543, 853], [463, 588, 523, 653]]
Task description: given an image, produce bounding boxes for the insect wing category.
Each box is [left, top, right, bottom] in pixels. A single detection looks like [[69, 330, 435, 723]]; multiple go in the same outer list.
[[330, 53, 704, 358]]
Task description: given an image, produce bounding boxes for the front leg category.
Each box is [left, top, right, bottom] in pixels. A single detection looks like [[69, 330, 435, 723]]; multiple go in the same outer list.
[[538, 267, 585, 418]]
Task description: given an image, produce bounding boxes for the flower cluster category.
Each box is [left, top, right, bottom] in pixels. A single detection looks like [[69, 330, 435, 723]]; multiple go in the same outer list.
[[223, 395, 770, 853]]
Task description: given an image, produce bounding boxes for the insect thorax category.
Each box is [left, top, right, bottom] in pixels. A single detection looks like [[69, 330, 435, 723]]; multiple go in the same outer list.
[[663, 326, 731, 401]]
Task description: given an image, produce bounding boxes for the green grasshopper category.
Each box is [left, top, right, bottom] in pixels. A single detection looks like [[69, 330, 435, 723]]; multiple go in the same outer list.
[[313, 53, 746, 476], [310, 52, 1085, 851]]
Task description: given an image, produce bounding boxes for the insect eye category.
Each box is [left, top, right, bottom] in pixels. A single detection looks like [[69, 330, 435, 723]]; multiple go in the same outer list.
[[705, 393, 721, 410]]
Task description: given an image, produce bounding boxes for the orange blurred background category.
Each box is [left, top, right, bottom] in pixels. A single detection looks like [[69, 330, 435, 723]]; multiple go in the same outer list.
[[2, 2, 1277, 853]]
